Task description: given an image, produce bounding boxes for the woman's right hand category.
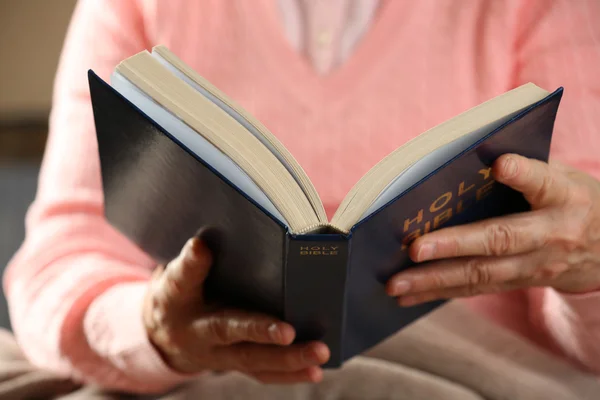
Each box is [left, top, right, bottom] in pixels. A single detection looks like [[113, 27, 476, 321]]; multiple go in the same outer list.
[[142, 235, 330, 384]]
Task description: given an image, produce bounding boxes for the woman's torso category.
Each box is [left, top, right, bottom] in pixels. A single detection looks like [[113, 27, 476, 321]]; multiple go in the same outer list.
[[143, 0, 520, 218]]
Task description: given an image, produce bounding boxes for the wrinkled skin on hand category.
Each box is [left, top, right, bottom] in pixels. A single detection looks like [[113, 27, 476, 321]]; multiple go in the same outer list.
[[387, 154, 600, 305], [143, 236, 330, 384]]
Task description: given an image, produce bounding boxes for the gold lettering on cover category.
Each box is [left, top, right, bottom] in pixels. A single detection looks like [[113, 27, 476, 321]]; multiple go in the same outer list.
[[424, 221, 431, 234], [401, 229, 422, 250], [476, 180, 495, 201], [434, 208, 453, 229], [456, 199, 472, 214], [399, 166, 499, 252], [403, 209, 424, 233], [478, 167, 492, 180], [299, 245, 340, 256], [430, 192, 452, 213], [458, 181, 475, 196]]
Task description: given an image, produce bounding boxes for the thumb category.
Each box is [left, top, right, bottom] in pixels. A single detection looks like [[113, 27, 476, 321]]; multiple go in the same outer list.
[[493, 154, 569, 209], [162, 236, 213, 304]]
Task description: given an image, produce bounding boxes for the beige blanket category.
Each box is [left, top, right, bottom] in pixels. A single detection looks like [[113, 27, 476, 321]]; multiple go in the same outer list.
[[1, 302, 599, 400]]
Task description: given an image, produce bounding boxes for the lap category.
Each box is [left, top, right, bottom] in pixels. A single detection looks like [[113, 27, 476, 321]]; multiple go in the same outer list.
[[0, 302, 598, 400], [0, 325, 480, 400]]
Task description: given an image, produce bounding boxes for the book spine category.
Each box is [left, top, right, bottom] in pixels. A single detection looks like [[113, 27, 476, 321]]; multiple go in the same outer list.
[[284, 234, 350, 368]]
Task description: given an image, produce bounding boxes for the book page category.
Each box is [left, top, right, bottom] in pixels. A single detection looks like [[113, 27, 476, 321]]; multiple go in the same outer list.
[[152, 52, 294, 174], [110, 71, 288, 226], [151, 48, 327, 224], [330, 83, 549, 232]]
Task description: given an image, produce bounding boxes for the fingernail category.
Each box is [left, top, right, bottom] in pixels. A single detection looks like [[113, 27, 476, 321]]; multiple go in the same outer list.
[[311, 353, 323, 365], [316, 343, 330, 363], [390, 280, 411, 296], [504, 157, 518, 178], [307, 366, 323, 382], [305, 344, 329, 365], [304, 348, 320, 364], [417, 243, 436, 261], [181, 237, 199, 262], [189, 237, 203, 258], [187, 237, 212, 265], [268, 323, 283, 343]]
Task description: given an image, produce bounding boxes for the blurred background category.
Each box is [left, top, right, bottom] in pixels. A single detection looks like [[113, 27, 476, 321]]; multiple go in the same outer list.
[[0, 0, 77, 329]]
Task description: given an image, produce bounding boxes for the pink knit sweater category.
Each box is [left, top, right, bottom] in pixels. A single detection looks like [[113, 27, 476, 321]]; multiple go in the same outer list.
[[4, 0, 600, 394]]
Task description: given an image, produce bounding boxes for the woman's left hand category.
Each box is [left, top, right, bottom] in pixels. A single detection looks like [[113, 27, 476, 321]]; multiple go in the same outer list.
[[387, 153, 600, 306]]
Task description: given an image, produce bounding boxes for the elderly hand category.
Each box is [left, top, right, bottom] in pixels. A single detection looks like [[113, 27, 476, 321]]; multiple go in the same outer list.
[[387, 154, 600, 306], [143, 235, 329, 383]]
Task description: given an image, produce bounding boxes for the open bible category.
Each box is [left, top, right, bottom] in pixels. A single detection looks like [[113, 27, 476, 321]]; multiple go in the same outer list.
[[88, 45, 563, 367]]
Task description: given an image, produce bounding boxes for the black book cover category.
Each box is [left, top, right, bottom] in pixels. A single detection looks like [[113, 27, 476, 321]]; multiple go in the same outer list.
[[88, 70, 563, 367]]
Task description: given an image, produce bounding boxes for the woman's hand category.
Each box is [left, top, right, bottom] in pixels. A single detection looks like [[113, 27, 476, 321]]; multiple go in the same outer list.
[[387, 153, 600, 306], [142, 236, 330, 384]]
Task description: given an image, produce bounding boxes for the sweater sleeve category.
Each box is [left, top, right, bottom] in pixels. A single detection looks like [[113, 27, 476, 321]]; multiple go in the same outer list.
[[512, 0, 600, 374], [2, 0, 193, 394]]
